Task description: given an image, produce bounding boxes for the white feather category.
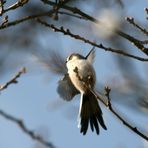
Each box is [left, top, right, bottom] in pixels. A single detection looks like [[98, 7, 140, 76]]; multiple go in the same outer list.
[[77, 93, 84, 128]]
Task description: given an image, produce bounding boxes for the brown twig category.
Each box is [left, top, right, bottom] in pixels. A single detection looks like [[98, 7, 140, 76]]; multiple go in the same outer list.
[[144, 8, 148, 20], [0, 67, 26, 91], [116, 30, 148, 56], [145, 8, 148, 14], [73, 68, 148, 141], [41, 0, 148, 56], [58, 11, 85, 20], [0, 0, 5, 16], [140, 40, 148, 44], [93, 87, 148, 141], [37, 19, 148, 62], [41, 0, 97, 22], [0, 0, 71, 28], [104, 86, 148, 141], [3, 0, 29, 14], [0, 10, 54, 30], [126, 17, 148, 36], [0, 109, 55, 148]]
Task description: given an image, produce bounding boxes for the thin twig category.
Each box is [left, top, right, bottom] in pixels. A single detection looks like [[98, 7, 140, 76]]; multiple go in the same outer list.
[[73, 67, 148, 141], [0, 0, 5, 16], [0, 67, 26, 91], [126, 17, 148, 36], [41, 0, 148, 56], [3, 0, 29, 14], [0, 10, 54, 30], [140, 40, 148, 44], [58, 11, 85, 20], [145, 8, 148, 14], [41, 0, 97, 22], [37, 19, 148, 62], [0, 109, 55, 148], [145, 8, 148, 20], [104, 86, 148, 141]]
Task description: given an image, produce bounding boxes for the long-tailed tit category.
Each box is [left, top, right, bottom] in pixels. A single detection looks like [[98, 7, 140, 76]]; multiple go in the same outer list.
[[35, 48, 107, 135]]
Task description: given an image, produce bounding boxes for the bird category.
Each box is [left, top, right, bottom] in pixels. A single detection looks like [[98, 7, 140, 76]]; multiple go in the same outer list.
[[35, 48, 107, 135]]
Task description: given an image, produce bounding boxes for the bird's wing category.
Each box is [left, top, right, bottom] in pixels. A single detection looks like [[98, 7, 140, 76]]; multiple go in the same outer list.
[[33, 49, 67, 75], [57, 74, 79, 101], [85, 47, 95, 64]]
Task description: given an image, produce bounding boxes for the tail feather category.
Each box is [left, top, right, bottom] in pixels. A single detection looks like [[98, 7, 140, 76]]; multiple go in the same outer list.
[[79, 91, 107, 135], [96, 113, 107, 130], [90, 116, 94, 132]]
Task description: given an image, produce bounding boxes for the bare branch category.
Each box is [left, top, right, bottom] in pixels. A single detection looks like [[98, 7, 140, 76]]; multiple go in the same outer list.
[[4, 0, 29, 14], [73, 67, 148, 141], [0, 0, 6, 16], [126, 17, 148, 36], [145, 8, 148, 20], [145, 8, 148, 14], [104, 86, 148, 141], [41, 0, 148, 56], [58, 11, 85, 20], [140, 40, 148, 44], [116, 30, 148, 56], [37, 19, 148, 62], [0, 67, 26, 91], [0, 10, 54, 30], [0, 109, 55, 148], [41, 0, 97, 22]]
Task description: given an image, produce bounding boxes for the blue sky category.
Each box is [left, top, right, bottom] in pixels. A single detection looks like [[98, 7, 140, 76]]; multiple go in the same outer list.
[[0, 0, 148, 148], [0, 73, 147, 148]]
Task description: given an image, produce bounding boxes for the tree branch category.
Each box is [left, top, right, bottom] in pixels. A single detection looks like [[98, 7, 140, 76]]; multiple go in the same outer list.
[[0, 67, 26, 91], [73, 67, 148, 141], [58, 11, 85, 20], [140, 40, 148, 44], [94, 87, 148, 141], [145, 8, 148, 14], [41, 0, 148, 56], [145, 8, 148, 19], [0, 10, 54, 30], [0, 0, 5, 16], [126, 17, 148, 36], [37, 19, 148, 62], [0, 109, 55, 148], [104, 86, 148, 141], [3, 0, 29, 14]]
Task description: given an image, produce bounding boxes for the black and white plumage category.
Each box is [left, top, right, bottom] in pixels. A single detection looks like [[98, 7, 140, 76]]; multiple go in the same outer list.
[[35, 48, 107, 135], [66, 49, 107, 135]]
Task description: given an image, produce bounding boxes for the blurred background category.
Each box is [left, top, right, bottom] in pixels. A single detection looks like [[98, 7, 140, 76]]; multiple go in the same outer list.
[[0, 0, 148, 148]]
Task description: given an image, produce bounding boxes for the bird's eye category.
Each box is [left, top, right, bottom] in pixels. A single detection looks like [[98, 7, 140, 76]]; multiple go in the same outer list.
[[67, 54, 73, 62], [69, 55, 73, 60]]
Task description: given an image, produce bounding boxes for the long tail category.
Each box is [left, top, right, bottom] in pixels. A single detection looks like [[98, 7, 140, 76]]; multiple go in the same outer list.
[[78, 91, 107, 135]]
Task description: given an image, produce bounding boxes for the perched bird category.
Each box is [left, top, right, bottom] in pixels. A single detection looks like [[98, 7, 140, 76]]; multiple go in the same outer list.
[[35, 48, 107, 135]]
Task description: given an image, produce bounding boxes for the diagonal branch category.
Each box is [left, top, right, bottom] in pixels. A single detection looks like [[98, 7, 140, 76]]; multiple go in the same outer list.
[[126, 17, 148, 36], [41, 0, 148, 56], [145, 8, 148, 15], [0, 109, 55, 148], [0, 10, 54, 30], [103, 87, 148, 141], [144, 8, 148, 20], [3, 0, 29, 14], [0, 67, 26, 91], [94, 87, 148, 141], [140, 40, 148, 44], [73, 67, 148, 141], [0, 0, 5, 16], [37, 19, 148, 62]]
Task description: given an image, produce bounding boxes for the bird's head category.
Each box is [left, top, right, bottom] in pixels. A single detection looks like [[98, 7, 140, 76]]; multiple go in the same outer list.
[[66, 53, 85, 63]]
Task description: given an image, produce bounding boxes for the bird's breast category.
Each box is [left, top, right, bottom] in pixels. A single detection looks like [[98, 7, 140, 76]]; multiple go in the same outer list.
[[67, 59, 96, 93]]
